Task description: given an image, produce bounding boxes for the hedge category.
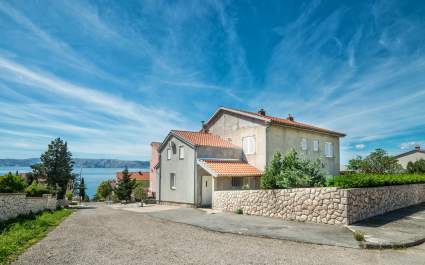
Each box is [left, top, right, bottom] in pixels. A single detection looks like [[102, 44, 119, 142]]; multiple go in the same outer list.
[[327, 173, 425, 188]]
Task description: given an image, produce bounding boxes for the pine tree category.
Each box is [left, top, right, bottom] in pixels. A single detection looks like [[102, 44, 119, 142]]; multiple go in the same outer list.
[[115, 166, 135, 203], [40, 138, 75, 199]]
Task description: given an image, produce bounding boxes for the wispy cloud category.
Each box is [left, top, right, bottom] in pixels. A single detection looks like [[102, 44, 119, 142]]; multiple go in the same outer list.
[[0, 0, 424, 162]]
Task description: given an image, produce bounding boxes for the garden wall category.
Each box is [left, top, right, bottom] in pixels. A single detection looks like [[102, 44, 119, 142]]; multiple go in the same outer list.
[[213, 184, 425, 225], [0, 193, 58, 221]]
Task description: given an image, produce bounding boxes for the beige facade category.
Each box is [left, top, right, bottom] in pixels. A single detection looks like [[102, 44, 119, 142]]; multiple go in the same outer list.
[[397, 151, 425, 168], [266, 125, 340, 175], [214, 176, 261, 191], [207, 110, 341, 175], [207, 112, 268, 170]]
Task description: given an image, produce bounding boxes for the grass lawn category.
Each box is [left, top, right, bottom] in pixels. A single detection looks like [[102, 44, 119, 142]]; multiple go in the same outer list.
[[0, 209, 72, 265]]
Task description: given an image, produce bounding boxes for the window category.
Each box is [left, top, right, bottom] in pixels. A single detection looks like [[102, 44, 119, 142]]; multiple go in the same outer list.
[[179, 146, 184, 159], [167, 148, 171, 160], [325, 142, 333, 158], [313, 140, 319, 152], [301, 138, 308, 151], [242, 136, 256, 155], [170, 173, 176, 189], [231, 177, 243, 187]]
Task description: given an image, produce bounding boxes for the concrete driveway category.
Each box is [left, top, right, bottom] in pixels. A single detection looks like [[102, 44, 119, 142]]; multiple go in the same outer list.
[[13, 203, 425, 265], [122, 204, 359, 248]]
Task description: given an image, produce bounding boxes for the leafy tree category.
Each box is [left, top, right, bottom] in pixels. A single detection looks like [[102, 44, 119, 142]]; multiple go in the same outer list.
[[115, 167, 135, 203], [79, 177, 86, 202], [40, 138, 75, 199], [347, 156, 364, 171], [26, 163, 46, 185], [407, 159, 425, 174], [133, 183, 148, 206], [0, 173, 27, 193], [261, 150, 326, 189], [347, 149, 402, 173], [96, 180, 112, 201]]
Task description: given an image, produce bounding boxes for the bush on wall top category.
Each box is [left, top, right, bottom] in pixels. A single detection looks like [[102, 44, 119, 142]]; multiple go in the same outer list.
[[0, 173, 27, 193], [327, 173, 425, 188], [261, 150, 326, 189], [25, 182, 53, 197]]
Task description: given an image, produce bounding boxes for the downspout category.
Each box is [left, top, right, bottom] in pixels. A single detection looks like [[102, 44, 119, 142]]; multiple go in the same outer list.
[[194, 146, 198, 207], [158, 154, 161, 202]]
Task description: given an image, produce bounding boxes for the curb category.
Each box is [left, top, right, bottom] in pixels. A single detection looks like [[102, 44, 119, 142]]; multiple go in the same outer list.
[[360, 236, 425, 249]]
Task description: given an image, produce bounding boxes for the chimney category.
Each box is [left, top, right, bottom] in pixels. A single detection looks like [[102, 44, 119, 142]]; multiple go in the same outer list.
[[201, 121, 209, 133], [258, 108, 266, 116], [287, 114, 294, 121], [415, 145, 421, 151]]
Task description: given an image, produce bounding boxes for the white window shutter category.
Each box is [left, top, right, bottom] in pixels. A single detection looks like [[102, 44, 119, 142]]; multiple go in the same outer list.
[[301, 138, 307, 151], [313, 140, 319, 152]]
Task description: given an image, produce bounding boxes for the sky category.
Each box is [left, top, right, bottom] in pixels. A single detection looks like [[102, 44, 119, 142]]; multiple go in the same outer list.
[[0, 0, 424, 164]]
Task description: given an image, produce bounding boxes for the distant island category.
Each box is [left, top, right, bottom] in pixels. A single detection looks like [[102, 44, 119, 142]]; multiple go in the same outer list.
[[0, 158, 149, 169]]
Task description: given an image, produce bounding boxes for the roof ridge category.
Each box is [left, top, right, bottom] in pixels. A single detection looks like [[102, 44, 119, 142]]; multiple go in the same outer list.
[[171, 129, 210, 134], [219, 107, 345, 137]]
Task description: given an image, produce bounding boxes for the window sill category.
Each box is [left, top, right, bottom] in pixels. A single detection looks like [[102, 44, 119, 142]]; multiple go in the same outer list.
[[171, 187, 176, 190]]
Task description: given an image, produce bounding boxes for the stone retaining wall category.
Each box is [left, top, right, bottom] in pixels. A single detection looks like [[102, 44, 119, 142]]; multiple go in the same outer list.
[[0, 193, 58, 221], [347, 184, 425, 223], [213, 184, 425, 225]]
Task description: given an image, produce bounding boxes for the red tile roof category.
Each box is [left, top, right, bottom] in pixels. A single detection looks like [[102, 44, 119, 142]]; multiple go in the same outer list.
[[172, 130, 237, 148], [116, 171, 150, 181], [209, 107, 345, 137], [198, 160, 263, 177]]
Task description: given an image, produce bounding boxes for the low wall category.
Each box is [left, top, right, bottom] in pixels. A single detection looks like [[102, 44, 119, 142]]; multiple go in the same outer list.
[[213, 184, 425, 225], [0, 193, 58, 221], [347, 184, 425, 223]]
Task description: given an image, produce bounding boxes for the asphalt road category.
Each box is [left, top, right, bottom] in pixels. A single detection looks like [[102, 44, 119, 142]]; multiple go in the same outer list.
[[13, 204, 425, 265]]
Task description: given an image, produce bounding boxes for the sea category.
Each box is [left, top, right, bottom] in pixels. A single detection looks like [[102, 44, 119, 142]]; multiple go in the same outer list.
[[0, 167, 148, 199]]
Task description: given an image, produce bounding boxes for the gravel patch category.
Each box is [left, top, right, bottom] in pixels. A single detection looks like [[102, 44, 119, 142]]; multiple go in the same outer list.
[[12, 204, 425, 265]]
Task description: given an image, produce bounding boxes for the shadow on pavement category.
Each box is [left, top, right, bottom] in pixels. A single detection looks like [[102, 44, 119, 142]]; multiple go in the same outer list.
[[353, 203, 425, 227]]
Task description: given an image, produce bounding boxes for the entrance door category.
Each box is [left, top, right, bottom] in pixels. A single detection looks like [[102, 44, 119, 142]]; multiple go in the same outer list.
[[201, 175, 212, 207]]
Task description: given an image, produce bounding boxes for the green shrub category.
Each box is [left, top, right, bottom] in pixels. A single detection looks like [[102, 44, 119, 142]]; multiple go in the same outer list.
[[328, 173, 425, 188], [407, 159, 425, 174], [261, 150, 326, 189], [235, 208, 243, 214], [25, 183, 52, 197], [0, 173, 27, 193], [353, 230, 365, 241], [133, 184, 148, 205], [66, 191, 73, 201]]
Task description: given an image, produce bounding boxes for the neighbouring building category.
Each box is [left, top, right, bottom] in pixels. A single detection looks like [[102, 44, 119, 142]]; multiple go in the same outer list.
[[395, 145, 425, 169], [116, 171, 150, 187], [149, 142, 161, 198], [156, 107, 345, 207]]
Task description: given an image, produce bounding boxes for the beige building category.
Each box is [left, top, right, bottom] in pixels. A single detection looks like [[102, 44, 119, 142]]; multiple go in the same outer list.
[[395, 145, 425, 168], [156, 107, 345, 207]]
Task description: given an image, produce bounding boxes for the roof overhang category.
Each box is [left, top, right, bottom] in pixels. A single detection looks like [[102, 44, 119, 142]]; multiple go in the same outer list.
[[158, 131, 195, 152], [197, 159, 263, 178], [270, 121, 346, 137]]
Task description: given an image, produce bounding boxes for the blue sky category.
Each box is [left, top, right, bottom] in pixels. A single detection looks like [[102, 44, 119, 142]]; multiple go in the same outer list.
[[0, 0, 424, 163]]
